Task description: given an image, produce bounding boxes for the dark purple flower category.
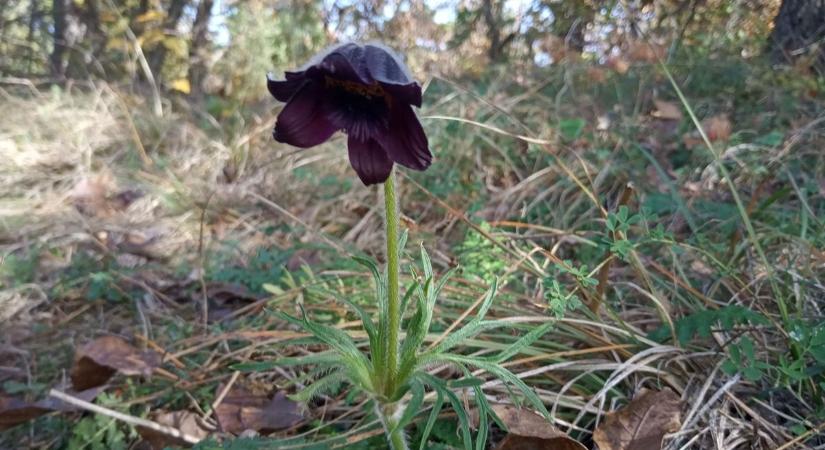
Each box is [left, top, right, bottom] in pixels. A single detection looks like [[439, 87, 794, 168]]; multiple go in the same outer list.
[[267, 43, 432, 185]]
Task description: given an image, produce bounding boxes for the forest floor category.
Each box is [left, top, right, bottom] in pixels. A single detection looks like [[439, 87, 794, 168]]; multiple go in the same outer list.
[[1, 58, 825, 449]]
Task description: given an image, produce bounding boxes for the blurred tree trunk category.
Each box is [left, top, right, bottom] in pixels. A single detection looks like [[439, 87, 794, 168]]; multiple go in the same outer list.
[[147, 0, 188, 79], [27, 0, 43, 74], [768, 0, 825, 70], [481, 0, 516, 63], [50, 0, 69, 77], [76, 0, 105, 71], [555, 4, 594, 54], [188, 0, 213, 96]]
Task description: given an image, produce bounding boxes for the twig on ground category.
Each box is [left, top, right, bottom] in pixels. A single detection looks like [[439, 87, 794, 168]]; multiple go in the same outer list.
[[48, 389, 201, 445]]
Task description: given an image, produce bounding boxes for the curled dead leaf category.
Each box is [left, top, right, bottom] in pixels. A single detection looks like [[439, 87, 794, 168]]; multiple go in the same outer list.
[[71, 174, 142, 217], [586, 67, 608, 84], [683, 114, 732, 147], [206, 282, 263, 322], [607, 57, 630, 74], [593, 389, 682, 450], [214, 385, 303, 434], [71, 336, 161, 390], [704, 114, 732, 142], [0, 386, 103, 430], [0, 396, 50, 431], [137, 410, 211, 449], [651, 100, 683, 121], [625, 40, 667, 63], [71, 174, 113, 216], [492, 404, 586, 450]]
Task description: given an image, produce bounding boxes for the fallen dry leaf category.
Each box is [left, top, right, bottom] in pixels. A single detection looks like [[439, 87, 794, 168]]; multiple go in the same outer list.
[[286, 248, 323, 271], [625, 40, 667, 63], [206, 282, 263, 322], [214, 385, 303, 434], [704, 115, 732, 142], [71, 336, 161, 390], [607, 56, 630, 74], [138, 410, 211, 449], [593, 389, 682, 450], [71, 174, 113, 216], [683, 114, 732, 147], [0, 387, 103, 430], [492, 404, 586, 450], [0, 396, 50, 431], [586, 67, 608, 84], [71, 174, 142, 217], [651, 100, 683, 121]]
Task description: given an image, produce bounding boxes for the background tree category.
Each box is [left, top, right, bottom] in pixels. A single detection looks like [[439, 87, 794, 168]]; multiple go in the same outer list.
[[188, 0, 214, 96], [768, 0, 825, 72], [50, 0, 68, 77]]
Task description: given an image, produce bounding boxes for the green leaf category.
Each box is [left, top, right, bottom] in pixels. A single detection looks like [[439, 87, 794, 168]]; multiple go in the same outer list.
[[417, 385, 444, 450], [399, 263, 457, 383], [742, 366, 763, 381], [275, 310, 373, 390], [424, 319, 512, 358], [448, 377, 486, 389], [342, 298, 377, 359], [418, 373, 472, 450], [399, 278, 432, 380], [558, 118, 585, 141], [399, 279, 420, 320], [291, 370, 348, 403], [439, 354, 550, 419], [421, 245, 433, 280], [269, 351, 340, 367], [493, 322, 553, 363], [399, 229, 409, 256], [740, 336, 755, 362]]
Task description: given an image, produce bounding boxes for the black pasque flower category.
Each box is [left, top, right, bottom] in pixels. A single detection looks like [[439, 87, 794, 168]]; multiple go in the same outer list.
[[267, 43, 432, 185]]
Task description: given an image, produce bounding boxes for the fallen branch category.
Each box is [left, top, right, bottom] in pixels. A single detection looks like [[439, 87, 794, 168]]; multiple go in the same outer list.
[[48, 389, 201, 445]]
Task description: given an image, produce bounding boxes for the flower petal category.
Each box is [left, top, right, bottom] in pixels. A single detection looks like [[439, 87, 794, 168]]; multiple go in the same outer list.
[[347, 135, 394, 185], [362, 44, 414, 85], [273, 83, 337, 148], [267, 72, 306, 102], [379, 104, 432, 171], [307, 47, 373, 84], [381, 81, 422, 107]]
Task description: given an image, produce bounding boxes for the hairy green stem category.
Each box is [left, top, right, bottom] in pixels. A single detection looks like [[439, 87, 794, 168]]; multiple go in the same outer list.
[[384, 171, 401, 396], [377, 401, 408, 450], [382, 171, 407, 449]]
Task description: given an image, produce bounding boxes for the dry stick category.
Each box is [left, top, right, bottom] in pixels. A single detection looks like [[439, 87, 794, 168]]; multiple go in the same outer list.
[[133, 334, 187, 370], [49, 389, 201, 445], [207, 370, 241, 420], [197, 192, 215, 332], [772, 421, 825, 450]]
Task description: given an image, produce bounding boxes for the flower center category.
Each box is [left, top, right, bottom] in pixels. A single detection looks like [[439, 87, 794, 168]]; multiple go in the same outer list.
[[325, 76, 389, 104], [324, 76, 392, 141]]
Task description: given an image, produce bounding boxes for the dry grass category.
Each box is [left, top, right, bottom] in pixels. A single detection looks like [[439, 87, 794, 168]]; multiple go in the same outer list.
[[1, 62, 823, 449]]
